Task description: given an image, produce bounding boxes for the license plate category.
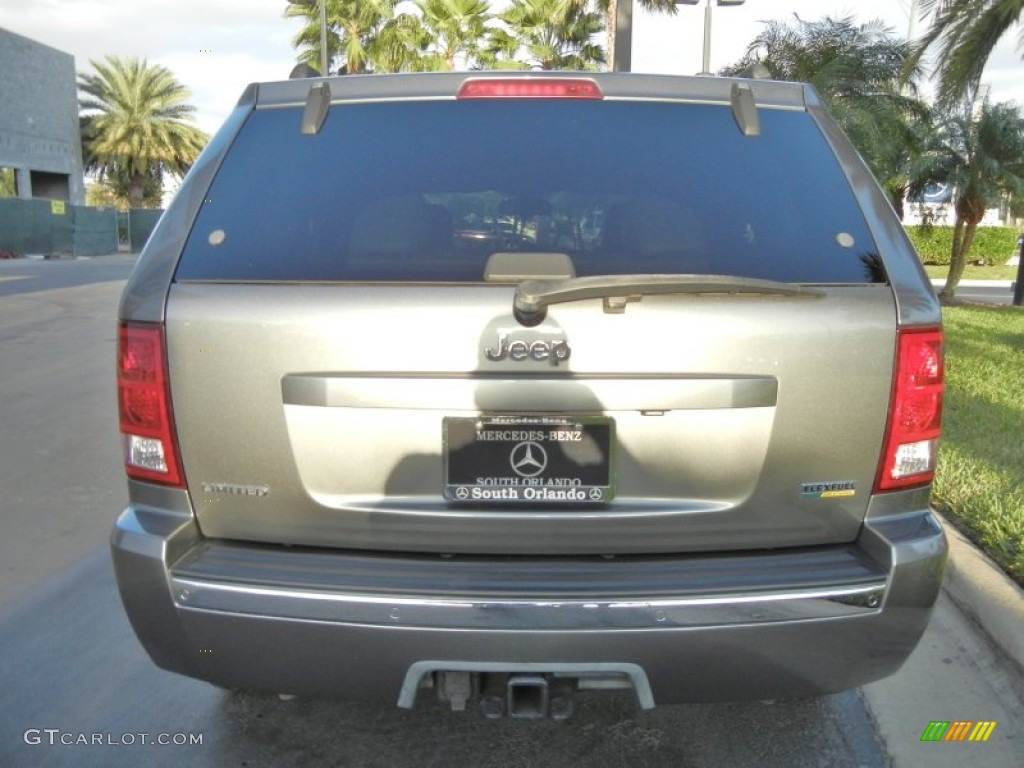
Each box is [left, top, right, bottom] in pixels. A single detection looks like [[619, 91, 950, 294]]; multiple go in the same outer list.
[[444, 416, 614, 504]]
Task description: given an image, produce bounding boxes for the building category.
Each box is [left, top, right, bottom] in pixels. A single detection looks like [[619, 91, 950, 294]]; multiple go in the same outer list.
[[0, 27, 85, 204]]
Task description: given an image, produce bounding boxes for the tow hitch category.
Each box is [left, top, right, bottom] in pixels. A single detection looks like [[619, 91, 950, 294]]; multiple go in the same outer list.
[[403, 664, 654, 719], [478, 673, 574, 721], [439, 672, 574, 720]]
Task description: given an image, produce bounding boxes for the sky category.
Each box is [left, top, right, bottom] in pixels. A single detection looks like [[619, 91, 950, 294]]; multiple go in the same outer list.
[[0, 0, 1021, 137]]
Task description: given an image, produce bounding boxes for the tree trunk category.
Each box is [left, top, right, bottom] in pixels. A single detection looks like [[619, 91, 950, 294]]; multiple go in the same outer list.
[[890, 189, 905, 221], [941, 197, 984, 299], [606, 0, 617, 71], [885, 182, 907, 221], [128, 174, 145, 210]]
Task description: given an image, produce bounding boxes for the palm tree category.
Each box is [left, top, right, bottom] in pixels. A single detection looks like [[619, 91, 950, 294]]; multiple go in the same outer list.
[[862, 109, 936, 220], [415, 0, 493, 71], [491, 0, 605, 70], [913, 98, 1024, 297], [78, 56, 208, 209], [913, 0, 1024, 107], [86, 168, 164, 210], [286, 0, 398, 74], [373, 12, 436, 72], [722, 16, 931, 217]]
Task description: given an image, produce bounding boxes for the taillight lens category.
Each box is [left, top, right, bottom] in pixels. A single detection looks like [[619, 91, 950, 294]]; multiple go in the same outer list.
[[875, 328, 944, 491], [117, 322, 183, 487], [456, 78, 603, 100]]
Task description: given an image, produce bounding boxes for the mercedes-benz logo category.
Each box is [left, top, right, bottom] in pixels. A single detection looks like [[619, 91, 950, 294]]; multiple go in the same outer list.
[[455, 487, 469, 499], [510, 441, 547, 478]]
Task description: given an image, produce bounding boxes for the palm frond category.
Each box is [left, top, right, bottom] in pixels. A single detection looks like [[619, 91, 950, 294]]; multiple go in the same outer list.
[[78, 56, 209, 206]]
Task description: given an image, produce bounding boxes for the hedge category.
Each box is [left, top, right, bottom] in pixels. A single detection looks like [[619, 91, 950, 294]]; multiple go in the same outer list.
[[905, 225, 1019, 266]]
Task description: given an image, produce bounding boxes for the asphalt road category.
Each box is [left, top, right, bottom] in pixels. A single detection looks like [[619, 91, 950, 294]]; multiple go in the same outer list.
[[0, 254, 139, 298], [0, 256, 1020, 767]]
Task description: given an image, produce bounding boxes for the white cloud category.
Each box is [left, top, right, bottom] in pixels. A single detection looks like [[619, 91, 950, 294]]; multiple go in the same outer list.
[[1, 0, 304, 134]]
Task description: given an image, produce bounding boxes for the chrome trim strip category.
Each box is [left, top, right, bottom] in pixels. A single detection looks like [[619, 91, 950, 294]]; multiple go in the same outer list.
[[281, 374, 778, 410], [171, 577, 886, 630]]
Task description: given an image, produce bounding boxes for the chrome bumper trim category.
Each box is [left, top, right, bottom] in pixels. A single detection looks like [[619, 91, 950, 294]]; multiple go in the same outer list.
[[170, 577, 887, 630]]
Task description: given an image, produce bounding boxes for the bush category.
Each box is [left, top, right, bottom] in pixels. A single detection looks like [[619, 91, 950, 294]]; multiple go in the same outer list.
[[905, 225, 1019, 266]]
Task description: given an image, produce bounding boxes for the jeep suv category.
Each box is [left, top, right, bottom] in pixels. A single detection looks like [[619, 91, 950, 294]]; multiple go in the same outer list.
[[112, 72, 946, 716]]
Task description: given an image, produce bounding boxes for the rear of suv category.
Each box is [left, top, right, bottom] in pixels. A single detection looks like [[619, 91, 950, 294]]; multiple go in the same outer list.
[[112, 72, 946, 715]]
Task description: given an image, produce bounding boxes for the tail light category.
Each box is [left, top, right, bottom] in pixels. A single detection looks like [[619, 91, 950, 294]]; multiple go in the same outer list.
[[117, 322, 183, 487], [875, 328, 944, 491], [457, 78, 603, 100]]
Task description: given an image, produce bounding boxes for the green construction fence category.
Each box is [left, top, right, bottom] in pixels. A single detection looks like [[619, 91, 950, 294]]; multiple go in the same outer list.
[[0, 198, 163, 256]]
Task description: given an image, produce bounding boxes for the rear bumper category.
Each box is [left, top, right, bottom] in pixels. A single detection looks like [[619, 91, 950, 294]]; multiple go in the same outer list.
[[111, 490, 946, 706]]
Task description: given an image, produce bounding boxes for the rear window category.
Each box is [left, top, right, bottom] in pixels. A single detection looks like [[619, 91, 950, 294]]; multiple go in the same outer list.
[[175, 99, 882, 283]]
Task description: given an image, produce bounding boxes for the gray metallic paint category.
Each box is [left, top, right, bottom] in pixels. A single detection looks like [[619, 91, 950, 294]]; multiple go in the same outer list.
[[113, 71, 946, 704], [110, 501, 942, 708], [164, 284, 896, 554]]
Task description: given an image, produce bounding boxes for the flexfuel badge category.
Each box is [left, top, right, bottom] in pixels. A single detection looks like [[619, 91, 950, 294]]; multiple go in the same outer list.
[[801, 481, 857, 500]]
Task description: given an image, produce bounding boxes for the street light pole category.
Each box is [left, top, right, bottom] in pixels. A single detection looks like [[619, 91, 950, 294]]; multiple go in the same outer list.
[[701, 0, 712, 75], [1013, 234, 1023, 306], [679, 1, 745, 76], [295, 0, 329, 76]]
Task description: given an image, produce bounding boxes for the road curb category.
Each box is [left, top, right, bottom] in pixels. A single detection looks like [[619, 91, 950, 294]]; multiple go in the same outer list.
[[936, 511, 1024, 672], [929, 279, 1014, 288]]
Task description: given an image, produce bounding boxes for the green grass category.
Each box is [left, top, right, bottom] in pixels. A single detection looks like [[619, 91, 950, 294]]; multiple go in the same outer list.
[[924, 263, 1020, 281], [934, 306, 1024, 584]]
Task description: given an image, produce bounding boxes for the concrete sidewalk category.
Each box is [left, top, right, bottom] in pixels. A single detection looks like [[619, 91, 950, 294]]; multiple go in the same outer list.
[[930, 279, 1015, 288], [938, 513, 1024, 671], [862, 513, 1024, 766]]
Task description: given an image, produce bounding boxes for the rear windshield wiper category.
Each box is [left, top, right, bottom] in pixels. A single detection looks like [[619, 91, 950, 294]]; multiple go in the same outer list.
[[513, 274, 824, 326]]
